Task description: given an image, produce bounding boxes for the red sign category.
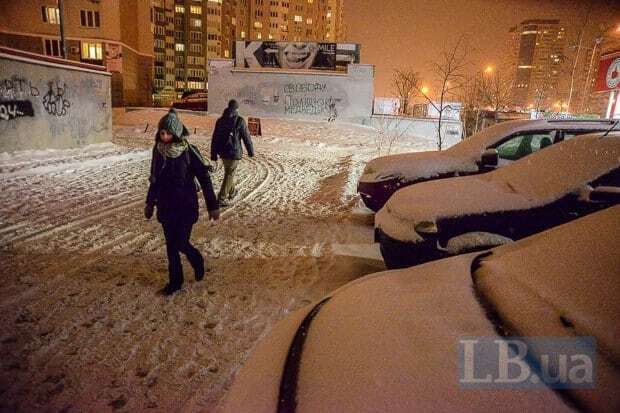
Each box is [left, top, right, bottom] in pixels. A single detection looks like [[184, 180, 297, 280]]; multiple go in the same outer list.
[[247, 117, 262, 136], [594, 51, 620, 92]]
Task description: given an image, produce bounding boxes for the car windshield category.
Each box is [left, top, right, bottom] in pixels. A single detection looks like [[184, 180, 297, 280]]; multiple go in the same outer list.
[[446, 121, 531, 158]]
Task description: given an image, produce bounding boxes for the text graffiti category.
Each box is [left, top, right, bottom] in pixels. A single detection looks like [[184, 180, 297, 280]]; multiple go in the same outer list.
[[42, 81, 71, 117], [0, 101, 35, 121], [0, 77, 40, 100]]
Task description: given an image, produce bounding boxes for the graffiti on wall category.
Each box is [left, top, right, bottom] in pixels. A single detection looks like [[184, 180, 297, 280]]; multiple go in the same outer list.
[[282, 82, 342, 116], [42, 81, 71, 117], [0, 77, 40, 100], [0, 101, 35, 121], [231, 81, 346, 119]]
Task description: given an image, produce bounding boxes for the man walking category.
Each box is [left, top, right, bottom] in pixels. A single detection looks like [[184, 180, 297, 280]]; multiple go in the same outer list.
[[211, 99, 254, 206]]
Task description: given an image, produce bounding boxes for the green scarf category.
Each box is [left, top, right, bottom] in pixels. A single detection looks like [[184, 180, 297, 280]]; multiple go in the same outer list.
[[157, 139, 188, 159]]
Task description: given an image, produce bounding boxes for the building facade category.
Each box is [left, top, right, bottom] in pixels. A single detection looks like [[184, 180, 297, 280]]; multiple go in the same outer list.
[[0, 0, 154, 107], [151, 0, 222, 105], [510, 19, 566, 111], [220, 0, 346, 59], [153, 0, 345, 104]]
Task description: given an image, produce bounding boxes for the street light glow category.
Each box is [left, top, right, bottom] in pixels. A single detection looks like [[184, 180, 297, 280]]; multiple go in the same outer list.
[[421, 86, 429, 94], [484, 65, 494, 73]]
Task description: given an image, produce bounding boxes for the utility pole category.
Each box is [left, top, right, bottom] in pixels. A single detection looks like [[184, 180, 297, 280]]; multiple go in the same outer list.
[[57, 0, 67, 59], [567, 1, 593, 113], [580, 37, 602, 113]]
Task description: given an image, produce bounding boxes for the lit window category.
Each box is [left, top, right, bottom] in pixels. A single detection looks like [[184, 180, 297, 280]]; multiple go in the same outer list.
[[241, 31, 246, 38], [327, 12, 332, 18], [41, 6, 60, 24], [81, 42, 103, 60], [191, 18, 202, 28], [175, 43, 185, 52], [175, 5, 185, 13], [254, 21, 262, 28], [190, 5, 202, 14], [257, 33, 262, 39], [306, 18, 312, 24], [268, 33, 273, 39], [294, 15, 302, 22]]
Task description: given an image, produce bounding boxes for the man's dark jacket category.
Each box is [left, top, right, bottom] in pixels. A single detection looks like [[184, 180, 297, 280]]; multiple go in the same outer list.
[[147, 144, 218, 224], [211, 109, 254, 161]]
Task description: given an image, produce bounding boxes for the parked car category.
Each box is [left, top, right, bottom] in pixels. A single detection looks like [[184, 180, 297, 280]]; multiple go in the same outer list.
[[375, 131, 620, 269], [172, 91, 208, 111], [223, 206, 620, 413], [358, 119, 618, 211]]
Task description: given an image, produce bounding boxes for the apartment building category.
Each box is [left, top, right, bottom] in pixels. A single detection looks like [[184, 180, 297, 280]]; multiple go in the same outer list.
[[0, 0, 154, 107], [220, 0, 346, 59], [510, 19, 566, 111]]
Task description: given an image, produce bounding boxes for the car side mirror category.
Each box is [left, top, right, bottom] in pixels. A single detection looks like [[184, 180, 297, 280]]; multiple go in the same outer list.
[[589, 186, 620, 203], [480, 148, 498, 168]]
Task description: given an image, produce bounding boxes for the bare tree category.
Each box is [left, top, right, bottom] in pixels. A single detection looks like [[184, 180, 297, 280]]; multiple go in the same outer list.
[[373, 115, 413, 156], [456, 74, 485, 137], [415, 39, 469, 150], [479, 69, 513, 111], [392, 68, 421, 116]]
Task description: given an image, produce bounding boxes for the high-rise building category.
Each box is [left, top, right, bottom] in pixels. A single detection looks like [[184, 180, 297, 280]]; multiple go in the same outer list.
[[152, 0, 221, 104], [510, 19, 566, 111], [0, 0, 154, 107]]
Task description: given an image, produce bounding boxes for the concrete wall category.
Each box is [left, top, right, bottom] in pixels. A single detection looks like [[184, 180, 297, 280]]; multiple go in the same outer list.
[[208, 59, 374, 122], [363, 115, 464, 150], [0, 50, 112, 151]]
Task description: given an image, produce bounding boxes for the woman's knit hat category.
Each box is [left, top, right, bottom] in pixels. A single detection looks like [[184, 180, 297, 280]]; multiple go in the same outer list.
[[158, 108, 189, 139]]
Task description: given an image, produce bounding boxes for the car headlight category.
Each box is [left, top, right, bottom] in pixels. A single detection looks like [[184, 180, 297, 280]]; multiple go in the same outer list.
[[414, 221, 438, 234]]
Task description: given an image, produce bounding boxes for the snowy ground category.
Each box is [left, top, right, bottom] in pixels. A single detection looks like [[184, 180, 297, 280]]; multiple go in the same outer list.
[[0, 109, 436, 412]]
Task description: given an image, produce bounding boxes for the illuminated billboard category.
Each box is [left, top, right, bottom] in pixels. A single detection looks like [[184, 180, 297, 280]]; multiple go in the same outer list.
[[235, 41, 360, 71]]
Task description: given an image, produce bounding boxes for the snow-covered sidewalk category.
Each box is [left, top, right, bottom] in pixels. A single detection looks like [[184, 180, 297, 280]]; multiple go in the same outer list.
[[0, 109, 434, 411]]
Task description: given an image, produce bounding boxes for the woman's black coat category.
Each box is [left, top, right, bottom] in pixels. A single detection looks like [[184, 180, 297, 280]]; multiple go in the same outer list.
[[147, 144, 218, 225]]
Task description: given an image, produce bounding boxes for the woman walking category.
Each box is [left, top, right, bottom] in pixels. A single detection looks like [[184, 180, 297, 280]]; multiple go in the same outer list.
[[144, 109, 220, 295]]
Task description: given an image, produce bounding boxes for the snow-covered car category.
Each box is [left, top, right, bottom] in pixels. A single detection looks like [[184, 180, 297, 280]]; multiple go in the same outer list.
[[172, 91, 208, 111], [358, 119, 618, 212], [223, 206, 620, 413], [375, 131, 620, 269]]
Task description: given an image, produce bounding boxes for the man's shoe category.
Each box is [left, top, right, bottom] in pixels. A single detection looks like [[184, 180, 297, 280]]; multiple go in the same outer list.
[[218, 199, 231, 207], [195, 256, 205, 282], [161, 283, 182, 296]]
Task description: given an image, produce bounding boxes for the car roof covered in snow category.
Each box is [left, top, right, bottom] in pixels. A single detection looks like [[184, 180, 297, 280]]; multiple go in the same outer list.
[[224, 206, 620, 413], [359, 119, 618, 184], [376, 132, 620, 242]]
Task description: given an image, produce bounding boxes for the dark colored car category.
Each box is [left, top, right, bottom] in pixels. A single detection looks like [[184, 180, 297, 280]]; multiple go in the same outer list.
[[358, 119, 618, 212], [172, 91, 208, 111], [223, 206, 620, 413], [375, 132, 620, 269]]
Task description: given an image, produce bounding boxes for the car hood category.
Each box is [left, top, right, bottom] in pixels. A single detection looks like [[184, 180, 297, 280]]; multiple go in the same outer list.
[[224, 207, 620, 413], [358, 150, 478, 184], [375, 174, 533, 242], [223, 253, 572, 413]]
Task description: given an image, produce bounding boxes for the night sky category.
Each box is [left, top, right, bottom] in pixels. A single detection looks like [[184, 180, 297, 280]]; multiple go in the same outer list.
[[345, 0, 620, 96]]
